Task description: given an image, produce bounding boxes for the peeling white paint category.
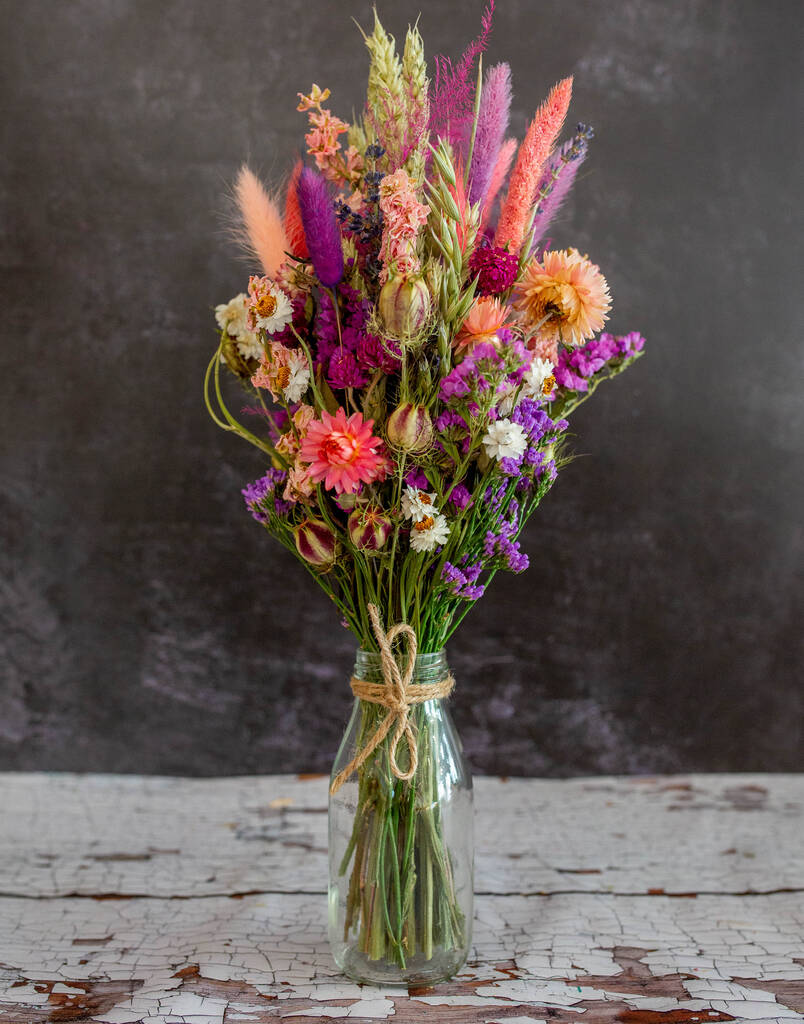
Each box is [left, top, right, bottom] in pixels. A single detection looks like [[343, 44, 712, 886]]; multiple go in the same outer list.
[[0, 772, 802, 1023]]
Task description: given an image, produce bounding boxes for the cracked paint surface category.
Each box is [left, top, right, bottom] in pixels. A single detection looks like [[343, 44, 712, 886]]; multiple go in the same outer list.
[[1, 773, 802, 1023]]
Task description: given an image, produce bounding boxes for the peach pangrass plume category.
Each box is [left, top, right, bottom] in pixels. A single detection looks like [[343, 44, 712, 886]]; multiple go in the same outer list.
[[284, 160, 309, 260], [234, 165, 288, 277], [494, 77, 573, 254], [514, 247, 611, 348]]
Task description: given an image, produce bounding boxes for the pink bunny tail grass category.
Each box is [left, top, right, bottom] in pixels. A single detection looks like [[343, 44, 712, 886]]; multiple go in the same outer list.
[[429, 0, 495, 157], [529, 130, 590, 247], [468, 62, 512, 208], [234, 165, 288, 277], [480, 136, 517, 232], [297, 166, 344, 288], [494, 76, 573, 254], [284, 160, 309, 260]]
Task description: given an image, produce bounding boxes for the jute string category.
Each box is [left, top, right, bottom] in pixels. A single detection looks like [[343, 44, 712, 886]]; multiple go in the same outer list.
[[329, 604, 455, 795]]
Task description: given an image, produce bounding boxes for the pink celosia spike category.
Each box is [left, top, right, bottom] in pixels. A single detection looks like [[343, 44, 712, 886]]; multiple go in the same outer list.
[[494, 76, 573, 254], [234, 165, 288, 277], [284, 160, 309, 260], [480, 137, 516, 232]]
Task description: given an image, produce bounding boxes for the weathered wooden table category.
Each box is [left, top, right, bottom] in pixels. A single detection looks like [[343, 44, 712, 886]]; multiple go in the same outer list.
[[1, 774, 802, 1023]]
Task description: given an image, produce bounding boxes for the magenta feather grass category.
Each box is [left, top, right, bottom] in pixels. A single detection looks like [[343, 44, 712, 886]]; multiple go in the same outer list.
[[468, 62, 512, 207], [297, 167, 344, 288], [529, 131, 590, 246], [429, 1, 495, 156]]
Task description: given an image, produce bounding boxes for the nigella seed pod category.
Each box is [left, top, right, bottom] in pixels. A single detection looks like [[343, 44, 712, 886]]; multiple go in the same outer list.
[[377, 276, 431, 341], [293, 518, 339, 567], [347, 507, 392, 552], [386, 402, 433, 453]]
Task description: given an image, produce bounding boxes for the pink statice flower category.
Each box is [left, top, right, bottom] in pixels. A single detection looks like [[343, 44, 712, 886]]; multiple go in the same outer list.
[[299, 408, 387, 495]]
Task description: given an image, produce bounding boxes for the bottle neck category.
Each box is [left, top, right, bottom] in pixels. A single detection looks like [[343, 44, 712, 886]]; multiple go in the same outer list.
[[353, 648, 449, 687]]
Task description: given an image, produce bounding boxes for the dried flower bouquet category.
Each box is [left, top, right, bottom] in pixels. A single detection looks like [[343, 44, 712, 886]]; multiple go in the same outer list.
[[206, 3, 644, 980]]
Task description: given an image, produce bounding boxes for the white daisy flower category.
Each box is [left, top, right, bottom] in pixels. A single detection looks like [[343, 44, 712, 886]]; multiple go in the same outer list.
[[215, 293, 263, 361], [282, 349, 311, 403], [215, 293, 249, 335], [401, 486, 438, 522], [521, 357, 556, 402], [482, 418, 528, 462], [234, 331, 264, 362], [254, 283, 293, 334], [409, 512, 450, 553]]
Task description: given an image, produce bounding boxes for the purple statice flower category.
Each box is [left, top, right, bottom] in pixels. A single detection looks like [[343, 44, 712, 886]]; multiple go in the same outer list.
[[439, 341, 504, 402], [441, 559, 486, 600], [468, 62, 512, 207], [326, 349, 370, 389], [484, 527, 529, 573], [297, 167, 343, 287], [615, 331, 646, 356], [554, 330, 645, 393], [448, 482, 473, 512], [468, 243, 519, 296], [405, 467, 430, 489], [356, 332, 401, 374], [242, 468, 291, 523]]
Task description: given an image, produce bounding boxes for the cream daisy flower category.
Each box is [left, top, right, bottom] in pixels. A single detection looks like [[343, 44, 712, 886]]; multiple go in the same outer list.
[[482, 419, 528, 462], [521, 357, 556, 403], [247, 275, 294, 334], [409, 512, 450, 553], [401, 486, 438, 522], [215, 293, 263, 361]]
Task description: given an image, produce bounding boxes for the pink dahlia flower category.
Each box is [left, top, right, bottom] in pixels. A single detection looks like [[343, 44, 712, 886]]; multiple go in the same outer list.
[[299, 408, 387, 495]]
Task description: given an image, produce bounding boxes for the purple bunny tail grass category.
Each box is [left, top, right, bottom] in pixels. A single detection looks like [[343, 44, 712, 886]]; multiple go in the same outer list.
[[297, 166, 344, 288], [468, 62, 512, 207], [429, 1, 495, 157], [529, 124, 593, 248]]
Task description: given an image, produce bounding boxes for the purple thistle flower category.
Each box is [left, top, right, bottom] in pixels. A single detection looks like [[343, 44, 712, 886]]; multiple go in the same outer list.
[[468, 62, 512, 207], [297, 167, 344, 287]]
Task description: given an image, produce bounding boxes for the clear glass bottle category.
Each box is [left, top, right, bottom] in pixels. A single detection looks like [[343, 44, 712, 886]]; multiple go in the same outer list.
[[328, 649, 473, 985]]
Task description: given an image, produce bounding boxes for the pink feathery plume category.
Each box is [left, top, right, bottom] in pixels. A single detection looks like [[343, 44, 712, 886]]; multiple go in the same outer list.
[[529, 125, 592, 247], [234, 165, 288, 276], [448, 160, 473, 253], [468, 62, 512, 207], [297, 166, 344, 287], [494, 76, 573, 254], [429, 1, 495, 157], [480, 136, 516, 232], [284, 160, 309, 260]]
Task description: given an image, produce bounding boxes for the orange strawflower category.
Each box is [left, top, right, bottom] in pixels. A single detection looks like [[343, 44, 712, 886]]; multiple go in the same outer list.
[[514, 248, 611, 348], [453, 296, 515, 356]]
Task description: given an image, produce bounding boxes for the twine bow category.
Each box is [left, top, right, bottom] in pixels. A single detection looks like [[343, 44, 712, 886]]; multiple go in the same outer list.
[[329, 604, 455, 795]]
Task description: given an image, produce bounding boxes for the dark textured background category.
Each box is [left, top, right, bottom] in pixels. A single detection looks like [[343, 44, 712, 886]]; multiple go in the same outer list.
[[2, 0, 802, 776]]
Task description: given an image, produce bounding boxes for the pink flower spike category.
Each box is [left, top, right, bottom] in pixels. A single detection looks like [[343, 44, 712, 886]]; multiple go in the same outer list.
[[494, 76, 573, 254], [298, 408, 387, 496]]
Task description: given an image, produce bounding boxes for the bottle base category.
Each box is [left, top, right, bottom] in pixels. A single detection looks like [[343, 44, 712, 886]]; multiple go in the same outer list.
[[335, 943, 468, 986]]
